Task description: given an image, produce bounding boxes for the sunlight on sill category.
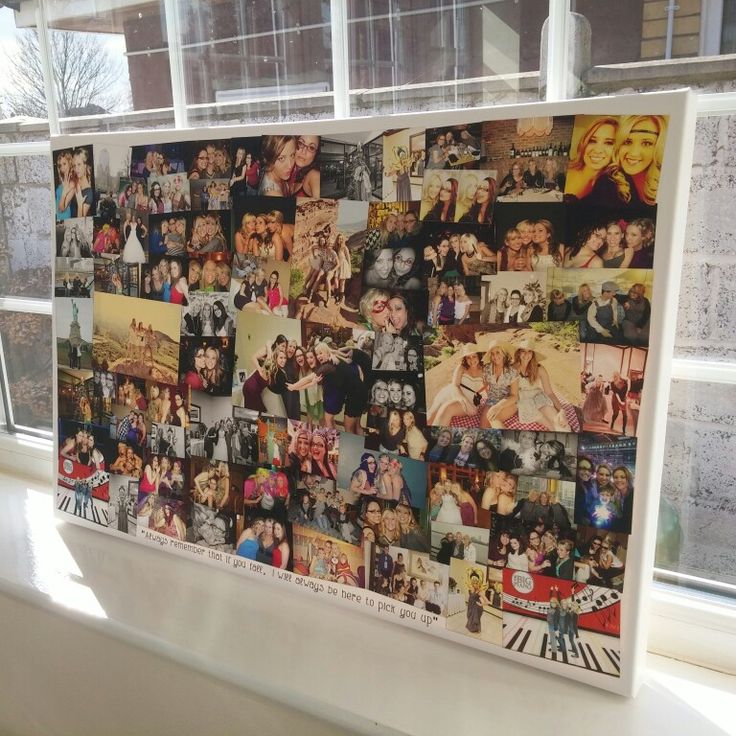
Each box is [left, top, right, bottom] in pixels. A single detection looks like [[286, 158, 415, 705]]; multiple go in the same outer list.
[[651, 664, 736, 735], [24, 488, 107, 620]]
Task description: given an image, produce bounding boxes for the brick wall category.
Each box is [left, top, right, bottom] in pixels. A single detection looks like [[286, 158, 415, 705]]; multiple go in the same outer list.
[[481, 115, 575, 161], [641, 0, 703, 60], [0, 153, 52, 298]]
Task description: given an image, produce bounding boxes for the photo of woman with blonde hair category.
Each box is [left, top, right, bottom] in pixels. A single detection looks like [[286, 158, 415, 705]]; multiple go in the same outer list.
[[565, 116, 619, 200], [420, 172, 442, 219], [71, 146, 94, 217], [586, 115, 667, 209], [513, 341, 570, 431], [480, 342, 519, 429], [55, 150, 75, 220]]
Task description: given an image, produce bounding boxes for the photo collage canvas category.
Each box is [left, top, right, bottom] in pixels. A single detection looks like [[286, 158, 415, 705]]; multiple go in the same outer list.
[[53, 112, 668, 678]]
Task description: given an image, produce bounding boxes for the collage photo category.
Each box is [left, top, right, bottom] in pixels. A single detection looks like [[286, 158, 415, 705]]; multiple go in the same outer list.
[[54, 112, 668, 677]]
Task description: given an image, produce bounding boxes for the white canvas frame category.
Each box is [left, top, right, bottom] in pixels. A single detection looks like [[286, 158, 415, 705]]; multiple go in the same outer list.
[[50, 89, 697, 696]]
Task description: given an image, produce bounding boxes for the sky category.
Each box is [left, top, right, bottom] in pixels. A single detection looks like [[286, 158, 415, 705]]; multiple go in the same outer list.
[[0, 7, 130, 109]]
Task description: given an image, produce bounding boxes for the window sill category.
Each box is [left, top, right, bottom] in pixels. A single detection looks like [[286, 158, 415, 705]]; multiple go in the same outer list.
[[0, 467, 735, 733], [584, 55, 736, 91]]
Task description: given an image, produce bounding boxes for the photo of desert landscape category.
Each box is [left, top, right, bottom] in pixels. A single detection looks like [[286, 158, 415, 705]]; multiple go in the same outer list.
[[92, 292, 180, 384]]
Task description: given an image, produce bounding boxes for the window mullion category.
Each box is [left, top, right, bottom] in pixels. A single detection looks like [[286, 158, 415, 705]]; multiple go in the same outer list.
[[330, 0, 351, 119], [34, 0, 60, 135], [162, 0, 188, 129], [544, 0, 571, 102]]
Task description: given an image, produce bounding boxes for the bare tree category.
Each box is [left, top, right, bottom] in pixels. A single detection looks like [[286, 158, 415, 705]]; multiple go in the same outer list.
[[1, 29, 122, 118]]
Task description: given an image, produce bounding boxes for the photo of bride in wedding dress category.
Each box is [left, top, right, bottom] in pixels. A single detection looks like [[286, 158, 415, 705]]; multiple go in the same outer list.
[[121, 210, 148, 263]]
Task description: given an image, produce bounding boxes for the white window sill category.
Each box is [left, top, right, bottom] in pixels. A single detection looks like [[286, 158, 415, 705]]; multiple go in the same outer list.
[[0, 469, 735, 734]]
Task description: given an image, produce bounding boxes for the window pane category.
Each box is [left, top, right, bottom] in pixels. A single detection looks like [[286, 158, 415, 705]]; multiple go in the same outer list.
[[570, 1, 736, 95], [180, 1, 335, 126], [0, 154, 53, 299], [42, 0, 175, 132], [0, 311, 52, 433], [675, 115, 736, 363], [348, 0, 544, 116], [656, 379, 736, 592]]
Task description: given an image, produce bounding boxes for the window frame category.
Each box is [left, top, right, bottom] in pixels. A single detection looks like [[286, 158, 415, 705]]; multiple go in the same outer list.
[[0, 0, 734, 675]]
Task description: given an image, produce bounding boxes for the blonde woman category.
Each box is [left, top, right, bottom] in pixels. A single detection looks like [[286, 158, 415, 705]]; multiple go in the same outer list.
[[55, 150, 75, 219], [377, 507, 401, 547], [420, 173, 442, 219], [480, 342, 518, 429], [71, 147, 94, 217], [453, 282, 473, 324], [454, 173, 478, 222], [401, 411, 427, 460], [587, 115, 667, 208], [513, 340, 570, 431], [565, 116, 619, 200]]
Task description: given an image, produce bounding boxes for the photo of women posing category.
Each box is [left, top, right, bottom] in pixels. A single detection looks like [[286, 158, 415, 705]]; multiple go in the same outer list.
[[419, 170, 497, 223], [186, 140, 232, 181], [365, 204, 422, 247], [236, 512, 292, 570], [479, 273, 546, 326], [574, 436, 635, 535], [292, 527, 362, 585], [56, 219, 93, 259], [426, 428, 499, 470], [145, 382, 189, 428], [285, 423, 339, 480], [147, 173, 195, 213], [232, 207, 295, 264], [371, 544, 448, 612], [141, 256, 189, 304], [288, 484, 360, 546], [139, 454, 187, 498], [580, 344, 646, 436], [53, 146, 95, 220], [424, 325, 581, 432], [363, 244, 423, 290], [358, 289, 427, 339], [258, 134, 321, 198], [493, 208, 565, 272], [130, 144, 185, 179], [565, 114, 668, 213], [179, 337, 234, 396], [229, 137, 262, 198], [182, 294, 235, 337], [495, 154, 566, 200], [424, 125, 482, 170], [422, 228, 495, 284]]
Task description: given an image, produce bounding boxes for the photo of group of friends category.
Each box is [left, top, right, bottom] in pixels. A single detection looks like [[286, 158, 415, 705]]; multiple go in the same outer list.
[[54, 111, 668, 677]]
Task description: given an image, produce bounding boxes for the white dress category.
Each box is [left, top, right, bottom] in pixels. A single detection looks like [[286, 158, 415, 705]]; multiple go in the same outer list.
[[435, 493, 463, 524], [463, 543, 477, 564], [122, 222, 146, 263], [429, 372, 484, 419], [213, 429, 229, 461], [507, 551, 529, 571]]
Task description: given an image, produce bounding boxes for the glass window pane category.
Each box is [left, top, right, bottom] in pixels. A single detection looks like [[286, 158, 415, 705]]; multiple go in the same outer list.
[[180, 0, 335, 126], [656, 379, 736, 593], [43, 0, 175, 132], [571, 1, 736, 95], [675, 115, 736, 363], [0, 311, 52, 433], [348, 0, 544, 116], [0, 154, 53, 299]]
